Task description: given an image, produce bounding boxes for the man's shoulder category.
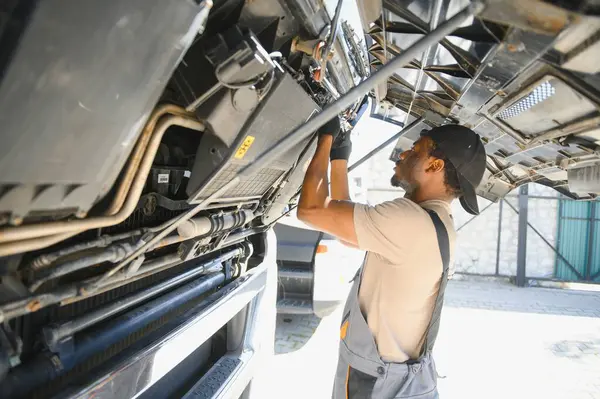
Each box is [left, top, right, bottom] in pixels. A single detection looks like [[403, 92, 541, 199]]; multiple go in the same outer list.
[[419, 200, 453, 217], [375, 197, 424, 212]]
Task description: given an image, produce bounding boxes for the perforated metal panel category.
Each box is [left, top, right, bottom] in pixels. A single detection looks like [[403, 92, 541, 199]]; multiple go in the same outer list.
[[195, 164, 284, 200], [497, 81, 555, 120]]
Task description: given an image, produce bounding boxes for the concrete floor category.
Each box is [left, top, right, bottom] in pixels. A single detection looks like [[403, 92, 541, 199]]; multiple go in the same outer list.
[[254, 278, 600, 399]]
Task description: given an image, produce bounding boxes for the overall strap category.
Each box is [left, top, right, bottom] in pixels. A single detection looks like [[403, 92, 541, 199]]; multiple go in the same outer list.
[[419, 210, 451, 357]]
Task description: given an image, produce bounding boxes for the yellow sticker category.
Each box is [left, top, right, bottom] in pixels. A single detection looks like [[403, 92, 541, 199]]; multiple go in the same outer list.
[[234, 135, 255, 159]]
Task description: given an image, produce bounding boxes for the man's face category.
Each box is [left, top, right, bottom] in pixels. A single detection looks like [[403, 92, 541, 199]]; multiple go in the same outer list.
[[391, 136, 437, 192]]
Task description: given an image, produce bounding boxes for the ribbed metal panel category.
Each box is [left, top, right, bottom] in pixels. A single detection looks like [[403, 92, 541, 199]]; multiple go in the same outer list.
[[590, 203, 600, 281], [555, 200, 599, 281]]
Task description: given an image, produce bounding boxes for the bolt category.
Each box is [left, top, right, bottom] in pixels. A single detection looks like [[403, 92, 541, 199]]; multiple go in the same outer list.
[[143, 195, 157, 216], [506, 42, 525, 52], [75, 210, 87, 218], [8, 356, 20, 368], [10, 216, 23, 226], [27, 299, 42, 312]]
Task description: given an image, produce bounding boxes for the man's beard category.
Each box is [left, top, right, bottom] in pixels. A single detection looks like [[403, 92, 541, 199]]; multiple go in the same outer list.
[[390, 175, 403, 188], [391, 174, 416, 195]]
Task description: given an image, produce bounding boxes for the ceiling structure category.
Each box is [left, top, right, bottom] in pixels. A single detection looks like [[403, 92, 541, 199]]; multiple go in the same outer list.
[[359, 0, 600, 201]]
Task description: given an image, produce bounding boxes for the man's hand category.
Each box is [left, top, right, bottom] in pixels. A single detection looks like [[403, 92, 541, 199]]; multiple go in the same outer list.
[[330, 130, 352, 161], [317, 116, 341, 140]]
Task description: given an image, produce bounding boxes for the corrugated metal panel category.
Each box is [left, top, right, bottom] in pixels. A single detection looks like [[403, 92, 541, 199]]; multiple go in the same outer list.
[[555, 200, 599, 281], [590, 202, 600, 281], [555, 200, 590, 280]]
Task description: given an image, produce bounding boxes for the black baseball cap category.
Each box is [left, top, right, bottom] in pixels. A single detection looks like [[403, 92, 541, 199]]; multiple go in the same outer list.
[[422, 125, 487, 215]]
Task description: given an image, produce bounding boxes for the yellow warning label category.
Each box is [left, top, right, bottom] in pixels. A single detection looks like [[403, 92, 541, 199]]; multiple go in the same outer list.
[[234, 136, 255, 159]]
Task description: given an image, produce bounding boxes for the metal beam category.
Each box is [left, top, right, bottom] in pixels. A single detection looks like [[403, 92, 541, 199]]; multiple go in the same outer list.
[[455, 201, 496, 232], [318, 0, 344, 82], [527, 114, 600, 147], [323, 0, 343, 58], [516, 185, 528, 287], [375, 19, 505, 43], [481, 114, 528, 145], [505, 197, 584, 281], [348, 117, 423, 172], [381, 0, 479, 77], [495, 199, 503, 276]]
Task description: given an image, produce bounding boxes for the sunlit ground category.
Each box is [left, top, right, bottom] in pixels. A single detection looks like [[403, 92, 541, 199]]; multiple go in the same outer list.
[[253, 280, 600, 399]]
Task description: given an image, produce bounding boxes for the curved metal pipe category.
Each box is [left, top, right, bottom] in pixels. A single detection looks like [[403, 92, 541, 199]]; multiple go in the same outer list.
[[106, 104, 191, 215], [28, 229, 152, 270], [28, 241, 145, 292], [0, 112, 204, 245], [0, 232, 78, 258]]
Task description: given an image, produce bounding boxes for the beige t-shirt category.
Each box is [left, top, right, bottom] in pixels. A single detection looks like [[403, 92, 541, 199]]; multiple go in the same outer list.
[[353, 198, 455, 363]]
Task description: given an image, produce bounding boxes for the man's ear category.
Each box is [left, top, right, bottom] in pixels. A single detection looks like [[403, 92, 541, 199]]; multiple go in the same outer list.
[[426, 158, 445, 173]]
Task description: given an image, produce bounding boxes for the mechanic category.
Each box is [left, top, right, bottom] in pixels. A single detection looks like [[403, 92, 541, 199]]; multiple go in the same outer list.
[[297, 117, 486, 398]]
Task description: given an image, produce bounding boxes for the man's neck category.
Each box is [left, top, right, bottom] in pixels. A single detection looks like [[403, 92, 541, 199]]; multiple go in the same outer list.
[[404, 187, 452, 205]]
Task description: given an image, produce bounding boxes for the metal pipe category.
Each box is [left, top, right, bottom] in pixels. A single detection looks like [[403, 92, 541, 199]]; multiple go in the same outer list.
[[0, 242, 241, 322], [66, 271, 226, 366], [0, 232, 78, 258], [59, 253, 184, 306], [2, 106, 190, 256], [29, 241, 145, 292], [348, 116, 423, 173], [0, 285, 78, 323], [89, 178, 241, 291], [177, 210, 256, 238], [317, 0, 344, 82], [107, 105, 192, 215], [29, 229, 148, 270], [152, 234, 186, 250], [0, 112, 204, 245], [1, 272, 226, 398], [323, 0, 343, 61], [43, 247, 243, 351]]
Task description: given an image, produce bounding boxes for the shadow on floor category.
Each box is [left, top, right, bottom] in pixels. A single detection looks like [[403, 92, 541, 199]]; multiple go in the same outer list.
[[444, 280, 600, 318], [550, 339, 600, 360], [275, 314, 322, 354]]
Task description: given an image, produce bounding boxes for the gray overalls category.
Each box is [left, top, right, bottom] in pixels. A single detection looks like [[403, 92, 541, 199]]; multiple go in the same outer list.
[[332, 210, 450, 399]]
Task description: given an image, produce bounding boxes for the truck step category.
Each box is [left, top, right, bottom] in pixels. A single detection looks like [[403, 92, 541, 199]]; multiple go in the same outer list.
[[278, 266, 313, 280], [276, 298, 313, 314], [182, 356, 242, 399]]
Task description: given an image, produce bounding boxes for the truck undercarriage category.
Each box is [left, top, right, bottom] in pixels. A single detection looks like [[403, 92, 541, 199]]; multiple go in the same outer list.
[[0, 0, 599, 397]]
